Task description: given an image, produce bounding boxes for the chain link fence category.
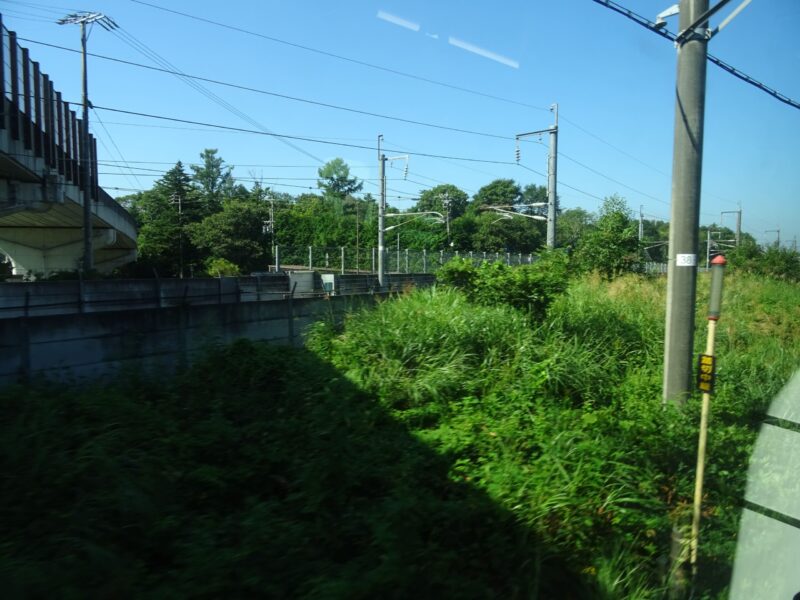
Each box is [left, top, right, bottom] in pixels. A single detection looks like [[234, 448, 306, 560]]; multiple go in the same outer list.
[[270, 246, 537, 274]]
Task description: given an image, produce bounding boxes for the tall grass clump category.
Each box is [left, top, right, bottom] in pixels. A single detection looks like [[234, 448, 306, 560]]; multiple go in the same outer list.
[[308, 283, 677, 590], [308, 286, 537, 428], [309, 269, 800, 597]]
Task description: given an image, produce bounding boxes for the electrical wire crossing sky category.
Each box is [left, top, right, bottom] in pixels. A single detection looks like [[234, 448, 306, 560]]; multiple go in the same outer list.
[[2, 0, 797, 246]]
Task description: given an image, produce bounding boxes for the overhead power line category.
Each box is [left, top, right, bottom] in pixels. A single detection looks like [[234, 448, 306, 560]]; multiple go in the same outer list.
[[91, 106, 143, 189], [557, 150, 669, 205], [18, 18, 716, 209], [559, 114, 671, 178], [102, 24, 325, 163], [129, 0, 551, 113], [13, 3, 756, 213], [20, 36, 524, 142], [517, 163, 604, 201], [90, 104, 519, 165], [591, 0, 800, 111]]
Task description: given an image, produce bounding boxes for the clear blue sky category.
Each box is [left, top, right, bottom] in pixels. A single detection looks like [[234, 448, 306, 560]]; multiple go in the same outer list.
[[3, 0, 798, 247]]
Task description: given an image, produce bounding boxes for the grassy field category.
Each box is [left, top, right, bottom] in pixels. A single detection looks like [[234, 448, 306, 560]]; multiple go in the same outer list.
[[2, 269, 798, 598]]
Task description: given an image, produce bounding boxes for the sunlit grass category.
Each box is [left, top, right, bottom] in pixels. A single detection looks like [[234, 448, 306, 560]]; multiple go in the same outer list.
[[4, 270, 797, 597]]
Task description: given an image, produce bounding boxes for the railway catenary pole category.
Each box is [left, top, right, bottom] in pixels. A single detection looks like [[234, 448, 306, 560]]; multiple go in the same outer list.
[[515, 103, 558, 249], [377, 135, 386, 289], [721, 208, 741, 246], [547, 103, 558, 249]]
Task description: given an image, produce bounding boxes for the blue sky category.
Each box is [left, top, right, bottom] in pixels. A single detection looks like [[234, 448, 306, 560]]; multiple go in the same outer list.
[[3, 0, 798, 247]]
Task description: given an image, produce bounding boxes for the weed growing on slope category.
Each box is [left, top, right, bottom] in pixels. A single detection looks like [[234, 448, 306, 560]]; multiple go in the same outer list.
[[308, 272, 800, 597], [4, 270, 796, 598]]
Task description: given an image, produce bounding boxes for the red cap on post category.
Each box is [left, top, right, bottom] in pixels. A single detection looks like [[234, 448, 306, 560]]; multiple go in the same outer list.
[[708, 254, 726, 320]]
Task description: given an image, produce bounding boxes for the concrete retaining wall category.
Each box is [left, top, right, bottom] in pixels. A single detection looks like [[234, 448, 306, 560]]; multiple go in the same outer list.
[[0, 273, 435, 318], [0, 294, 372, 386]]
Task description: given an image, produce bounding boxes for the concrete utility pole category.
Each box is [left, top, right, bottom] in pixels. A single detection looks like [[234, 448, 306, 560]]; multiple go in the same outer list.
[[57, 12, 118, 275], [663, 0, 710, 405], [377, 135, 386, 288], [765, 228, 780, 248], [440, 192, 452, 246], [720, 208, 741, 246], [639, 205, 645, 242], [547, 103, 559, 249], [171, 193, 184, 278], [377, 145, 409, 287], [516, 102, 559, 248]]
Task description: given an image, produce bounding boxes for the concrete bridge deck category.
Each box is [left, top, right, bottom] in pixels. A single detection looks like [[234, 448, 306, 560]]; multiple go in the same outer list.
[[0, 14, 137, 277]]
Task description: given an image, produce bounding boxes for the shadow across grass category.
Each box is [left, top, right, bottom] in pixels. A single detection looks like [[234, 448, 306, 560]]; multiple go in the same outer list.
[[1, 339, 590, 598]]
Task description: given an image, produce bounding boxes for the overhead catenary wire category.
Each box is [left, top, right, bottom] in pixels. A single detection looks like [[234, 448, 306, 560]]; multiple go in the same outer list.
[[105, 25, 325, 164], [126, 0, 798, 228], [0, 8, 52, 22], [10, 3, 768, 222], [590, 0, 800, 111], [10, 6, 756, 230], [90, 104, 521, 165], [18, 35, 729, 216], [559, 115, 671, 178], [91, 107, 613, 206], [91, 106, 144, 189], [19, 37, 534, 143], [557, 150, 669, 206], [21, 30, 695, 207], [0, 1, 85, 16], [128, 0, 552, 113]]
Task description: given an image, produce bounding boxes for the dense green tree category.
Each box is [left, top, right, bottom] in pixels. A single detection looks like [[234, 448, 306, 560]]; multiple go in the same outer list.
[[186, 199, 272, 274], [575, 195, 640, 279], [466, 210, 544, 253], [154, 162, 193, 203], [521, 184, 549, 216], [471, 179, 522, 209], [190, 149, 234, 214], [127, 190, 181, 276], [557, 207, 595, 249], [285, 194, 337, 247], [316, 158, 363, 198], [727, 241, 800, 281], [415, 184, 469, 219], [127, 162, 203, 277]]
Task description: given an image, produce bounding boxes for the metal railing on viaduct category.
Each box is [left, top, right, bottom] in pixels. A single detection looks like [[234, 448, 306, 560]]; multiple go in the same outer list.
[[0, 14, 137, 277]]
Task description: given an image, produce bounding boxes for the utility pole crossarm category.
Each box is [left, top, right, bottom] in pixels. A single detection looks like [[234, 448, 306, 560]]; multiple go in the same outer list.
[[674, 0, 751, 44]]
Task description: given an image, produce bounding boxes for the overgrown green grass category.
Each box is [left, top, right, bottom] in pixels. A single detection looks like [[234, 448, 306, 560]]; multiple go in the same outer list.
[[1, 340, 586, 598], [308, 272, 800, 597], [3, 270, 797, 598]]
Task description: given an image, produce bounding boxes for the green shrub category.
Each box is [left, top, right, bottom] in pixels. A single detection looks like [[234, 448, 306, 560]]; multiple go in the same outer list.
[[436, 249, 570, 318], [204, 256, 240, 276], [727, 241, 800, 281]]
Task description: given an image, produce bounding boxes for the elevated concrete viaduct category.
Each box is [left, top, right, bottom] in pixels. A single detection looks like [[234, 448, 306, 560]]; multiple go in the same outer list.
[[0, 15, 137, 278]]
